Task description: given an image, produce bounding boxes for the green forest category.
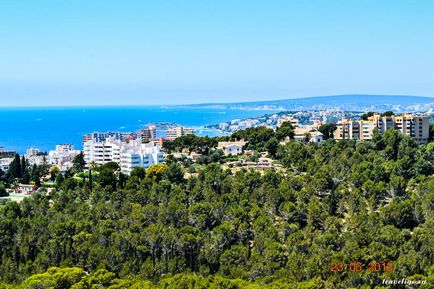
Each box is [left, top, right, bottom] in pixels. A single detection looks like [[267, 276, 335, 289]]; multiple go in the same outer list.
[[0, 127, 434, 289]]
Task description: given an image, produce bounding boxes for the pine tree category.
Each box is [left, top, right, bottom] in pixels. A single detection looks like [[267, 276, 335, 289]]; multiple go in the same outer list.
[[72, 152, 86, 173], [30, 164, 41, 187], [21, 169, 30, 184], [20, 156, 27, 178], [8, 154, 22, 179]]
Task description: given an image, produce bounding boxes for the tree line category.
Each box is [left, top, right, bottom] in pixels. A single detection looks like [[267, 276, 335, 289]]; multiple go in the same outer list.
[[0, 126, 433, 288]]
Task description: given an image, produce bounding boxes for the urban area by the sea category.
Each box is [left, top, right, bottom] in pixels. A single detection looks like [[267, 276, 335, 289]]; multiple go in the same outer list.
[[1, 98, 433, 203]]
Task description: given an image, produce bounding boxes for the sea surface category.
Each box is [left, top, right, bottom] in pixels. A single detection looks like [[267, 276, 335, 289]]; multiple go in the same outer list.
[[0, 106, 278, 154]]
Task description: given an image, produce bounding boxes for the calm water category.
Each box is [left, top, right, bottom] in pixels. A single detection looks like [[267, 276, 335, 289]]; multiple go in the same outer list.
[[0, 106, 277, 153]]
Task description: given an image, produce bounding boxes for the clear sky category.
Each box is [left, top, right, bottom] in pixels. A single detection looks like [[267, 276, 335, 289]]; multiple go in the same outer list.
[[0, 0, 433, 106]]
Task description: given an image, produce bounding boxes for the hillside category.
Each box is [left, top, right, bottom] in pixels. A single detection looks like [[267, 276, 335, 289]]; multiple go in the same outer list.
[[185, 94, 434, 113]]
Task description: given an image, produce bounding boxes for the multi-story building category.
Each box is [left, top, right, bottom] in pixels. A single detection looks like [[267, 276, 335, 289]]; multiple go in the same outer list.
[[26, 147, 41, 157], [83, 134, 164, 174], [83, 136, 121, 165], [119, 141, 164, 174], [277, 116, 300, 128], [0, 147, 16, 159], [25, 147, 46, 166], [334, 113, 429, 144], [393, 114, 429, 143], [141, 126, 157, 143], [82, 132, 137, 144], [166, 126, 194, 140], [48, 144, 81, 171]]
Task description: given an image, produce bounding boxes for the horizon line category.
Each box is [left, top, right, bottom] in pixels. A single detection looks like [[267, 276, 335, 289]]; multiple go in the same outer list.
[[1, 93, 433, 109]]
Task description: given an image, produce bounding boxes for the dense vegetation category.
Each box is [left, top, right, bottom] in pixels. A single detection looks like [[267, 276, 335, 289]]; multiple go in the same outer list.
[[0, 128, 434, 288]]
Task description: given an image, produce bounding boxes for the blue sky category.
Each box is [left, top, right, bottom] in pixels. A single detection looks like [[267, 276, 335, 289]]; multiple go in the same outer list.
[[0, 0, 433, 106]]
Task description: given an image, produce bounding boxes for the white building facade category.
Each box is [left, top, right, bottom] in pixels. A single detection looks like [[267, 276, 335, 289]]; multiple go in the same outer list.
[[217, 140, 248, 156], [48, 144, 81, 172], [83, 135, 164, 174]]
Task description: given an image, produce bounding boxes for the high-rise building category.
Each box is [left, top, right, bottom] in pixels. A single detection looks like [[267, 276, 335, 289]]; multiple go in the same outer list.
[[83, 134, 164, 174], [119, 141, 164, 175], [334, 113, 429, 144], [141, 126, 157, 143], [166, 126, 194, 140], [26, 147, 41, 157]]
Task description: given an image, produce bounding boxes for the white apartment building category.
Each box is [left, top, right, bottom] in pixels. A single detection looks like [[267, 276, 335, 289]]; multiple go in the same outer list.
[[83, 136, 121, 165], [83, 135, 164, 174], [48, 144, 81, 171], [119, 141, 164, 174]]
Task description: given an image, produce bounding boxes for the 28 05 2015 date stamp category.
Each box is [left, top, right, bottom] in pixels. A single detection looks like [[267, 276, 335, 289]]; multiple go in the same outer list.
[[330, 261, 394, 273]]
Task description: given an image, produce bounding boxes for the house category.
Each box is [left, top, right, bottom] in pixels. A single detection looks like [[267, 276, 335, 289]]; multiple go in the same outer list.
[[217, 139, 248, 156], [189, 152, 202, 160], [293, 128, 324, 143], [0, 158, 13, 171], [16, 184, 38, 195], [309, 131, 324, 143]]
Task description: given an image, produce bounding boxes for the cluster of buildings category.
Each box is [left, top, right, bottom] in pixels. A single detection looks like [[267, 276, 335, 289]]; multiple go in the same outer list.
[[1, 113, 431, 195], [334, 113, 430, 144], [47, 145, 81, 171], [217, 116, 282, 132], [141, 125, 195, 142], [1, 124, 196, 180], [278, 116, 325, 143], [214, 110, 351, 134], [83, 132, 164, 174], [0, 147, 14, 171], [81, 125, 194, 174], [18, 145, 82, 172]]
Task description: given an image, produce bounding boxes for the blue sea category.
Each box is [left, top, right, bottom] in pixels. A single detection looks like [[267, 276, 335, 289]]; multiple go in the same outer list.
[[0, 106, 278, 154]]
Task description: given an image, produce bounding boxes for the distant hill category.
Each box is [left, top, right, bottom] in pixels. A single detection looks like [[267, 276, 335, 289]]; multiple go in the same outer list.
[[185, 94, 434, 113]]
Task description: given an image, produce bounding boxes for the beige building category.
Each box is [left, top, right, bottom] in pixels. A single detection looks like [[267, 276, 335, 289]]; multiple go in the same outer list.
[[141, 126, 157, 142], [166, 127, 195, 140], [334, 113, 429, 144], [277, 116, 299, 128], [293, 127, 324, 143]]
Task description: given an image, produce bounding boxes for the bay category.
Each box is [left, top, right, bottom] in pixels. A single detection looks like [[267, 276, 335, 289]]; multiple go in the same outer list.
[[0, 106, 278, 153]]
